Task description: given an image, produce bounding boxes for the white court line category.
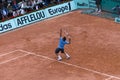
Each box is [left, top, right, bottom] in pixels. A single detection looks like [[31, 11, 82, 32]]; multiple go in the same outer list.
[[0, 54, 29, 65], [0, 50, 20, 57], [105, 77, 113, 80], [19, 49, 120, 80]]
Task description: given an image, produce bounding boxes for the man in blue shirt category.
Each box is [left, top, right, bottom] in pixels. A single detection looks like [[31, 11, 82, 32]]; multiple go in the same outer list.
[[55, 28, 71, 61]]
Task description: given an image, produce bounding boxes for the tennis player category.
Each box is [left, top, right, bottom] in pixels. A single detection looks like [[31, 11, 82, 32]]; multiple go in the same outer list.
[[55, 28, 71, 61]]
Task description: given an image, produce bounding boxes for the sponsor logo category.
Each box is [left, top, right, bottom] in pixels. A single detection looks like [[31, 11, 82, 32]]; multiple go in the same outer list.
[[48, 2, 71, 15], [77, 2, 88, 7], [0, 23, 12, 31], [17, 11, 45, 26]]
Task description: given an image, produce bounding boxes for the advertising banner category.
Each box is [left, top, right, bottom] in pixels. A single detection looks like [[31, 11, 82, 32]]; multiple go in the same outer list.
[[0, 1, 77, 34], [89, 0, 96, 9], [0, 19, 16, 33], [74, 0, 89, 8], [14, 10, 47, 28], [45, 1, 77, 18]]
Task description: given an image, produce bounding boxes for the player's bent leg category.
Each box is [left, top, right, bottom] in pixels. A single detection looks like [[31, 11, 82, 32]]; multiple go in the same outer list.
[[64, 52, 70, 60], [61, 49, 70, 60], [55, 48, 62, 61]]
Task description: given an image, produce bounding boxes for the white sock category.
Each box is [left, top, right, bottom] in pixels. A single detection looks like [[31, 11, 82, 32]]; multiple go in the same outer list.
[[65, 53, 70, 57]]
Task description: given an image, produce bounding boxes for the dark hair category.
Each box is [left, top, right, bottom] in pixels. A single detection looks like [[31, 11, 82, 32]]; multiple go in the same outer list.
[[62, 36, 66, 41]]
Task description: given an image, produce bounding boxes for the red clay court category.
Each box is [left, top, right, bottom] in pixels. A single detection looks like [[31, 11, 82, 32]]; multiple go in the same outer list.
[[0, 10, 120, 80]]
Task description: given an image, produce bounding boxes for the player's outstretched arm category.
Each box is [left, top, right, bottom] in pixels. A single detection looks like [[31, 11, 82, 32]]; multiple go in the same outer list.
[[64, 29, 69, 37], [68, 36, 71, 44], [60, 28, 62, 37]]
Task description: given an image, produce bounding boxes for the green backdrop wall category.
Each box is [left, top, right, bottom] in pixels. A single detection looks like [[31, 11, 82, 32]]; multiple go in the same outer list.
[[101, 0, 120, 13], [73, 0, 120, 14]]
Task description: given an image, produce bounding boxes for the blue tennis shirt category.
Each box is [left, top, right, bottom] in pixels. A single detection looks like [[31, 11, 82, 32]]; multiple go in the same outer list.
[[58, 37, 69, 49]]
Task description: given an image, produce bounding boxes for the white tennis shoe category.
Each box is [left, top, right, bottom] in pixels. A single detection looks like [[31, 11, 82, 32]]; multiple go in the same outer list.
[[57, 55, 62, 61]]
